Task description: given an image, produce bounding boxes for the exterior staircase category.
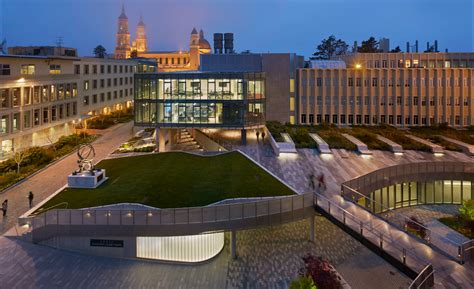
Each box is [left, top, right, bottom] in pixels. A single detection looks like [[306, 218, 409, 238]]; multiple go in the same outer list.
[[173, 129, 204, 152]]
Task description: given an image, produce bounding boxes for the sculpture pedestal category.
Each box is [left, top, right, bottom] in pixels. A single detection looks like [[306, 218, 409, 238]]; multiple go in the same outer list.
[[68, 169, 107, 188]]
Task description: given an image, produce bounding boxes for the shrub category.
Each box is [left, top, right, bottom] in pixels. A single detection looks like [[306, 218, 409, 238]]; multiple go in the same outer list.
[[459, 200, 474, 221], [406, 216, 427, 239], [289, 275, 317, 289], [301, 255, 343, 289], [266, 121, 287, 142]]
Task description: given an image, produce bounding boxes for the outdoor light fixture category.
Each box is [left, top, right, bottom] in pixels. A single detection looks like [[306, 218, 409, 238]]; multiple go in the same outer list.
[[147, 212, 153, 217], [355, 64, 362, 69]]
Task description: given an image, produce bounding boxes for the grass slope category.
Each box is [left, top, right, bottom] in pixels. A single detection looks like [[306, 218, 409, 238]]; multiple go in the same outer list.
[[40, 151, 295, 210]]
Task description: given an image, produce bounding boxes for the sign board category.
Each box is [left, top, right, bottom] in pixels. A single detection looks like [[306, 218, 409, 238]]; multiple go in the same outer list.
[[90, 239, 124, 248]]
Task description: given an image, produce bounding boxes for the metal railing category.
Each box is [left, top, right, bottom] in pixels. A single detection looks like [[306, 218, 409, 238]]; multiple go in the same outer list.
[[314, 192, 435, 289], [342, 184, 464, 262], [28, 193, 314, 230]]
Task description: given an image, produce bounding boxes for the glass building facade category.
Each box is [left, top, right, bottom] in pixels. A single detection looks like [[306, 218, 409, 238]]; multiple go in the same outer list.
[[362, 180, 473, 213], [134, 72, 265, 128]]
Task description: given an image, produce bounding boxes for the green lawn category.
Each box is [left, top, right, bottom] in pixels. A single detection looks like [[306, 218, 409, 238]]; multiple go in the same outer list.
[[38, 151, 295, 210]]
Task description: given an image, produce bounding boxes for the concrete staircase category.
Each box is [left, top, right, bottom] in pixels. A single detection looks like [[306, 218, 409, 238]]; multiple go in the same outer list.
[[174, 129, 204, 152]]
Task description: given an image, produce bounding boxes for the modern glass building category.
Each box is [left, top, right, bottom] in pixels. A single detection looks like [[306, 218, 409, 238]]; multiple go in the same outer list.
[[134, 72, 265, 129]]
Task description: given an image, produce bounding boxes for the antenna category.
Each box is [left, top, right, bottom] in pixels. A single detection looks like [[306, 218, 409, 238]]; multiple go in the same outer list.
[[56, 36, 64, 48]]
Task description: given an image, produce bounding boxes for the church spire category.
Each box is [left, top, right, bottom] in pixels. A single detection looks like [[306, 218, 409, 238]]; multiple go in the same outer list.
[[119, 3, 128, 19]]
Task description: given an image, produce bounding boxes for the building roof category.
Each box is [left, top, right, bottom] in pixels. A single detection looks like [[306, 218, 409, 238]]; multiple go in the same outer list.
[[191, 28, 198, 35], [198, 30, 211, 49], [310, 60, 347, 69], [138, 14, 145, 26], [119, 4, 128, 20]]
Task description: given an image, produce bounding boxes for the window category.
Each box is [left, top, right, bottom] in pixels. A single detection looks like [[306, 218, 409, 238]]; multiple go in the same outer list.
[[51, 106, 57, 121], [49, 64, 61, 74], [93, 79, 97, 89], [42, 107, 49, 124], [107, 65, 111, 74], [309, 114, 314, 124], [114, 65, 117, 73], [92, 65, 97, 74], [12, 88, 20, 106], [23, 111, 31, 129], [0, 89, 8, 108], [100, 93, 105, 102], [348, 78, 354, 87], [23, 87, 31, 105], [0, 115, 9, 133], [100, 79, 105, 88], [33, 109, 40, 126], [83, 95, 89, 105], [100, 65, 105, 74], [84, 65, 89, 74], [93, 94, 97, 104], [372, 77, 378, 87], [20, 64, 35, 75], [301, 114, 306, 124], [0, 64, 11, 75], [84, 80, 89, 90]]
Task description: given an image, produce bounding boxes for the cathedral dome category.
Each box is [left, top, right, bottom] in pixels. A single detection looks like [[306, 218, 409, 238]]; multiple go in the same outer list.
[[199, 38, 211, 50]]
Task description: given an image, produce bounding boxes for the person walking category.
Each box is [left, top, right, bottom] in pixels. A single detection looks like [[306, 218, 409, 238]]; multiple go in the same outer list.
[[261, 131, 266, 142], [28, 191, 34, 209], [256, 130, 260, 141], [2, 200, 8, 217]]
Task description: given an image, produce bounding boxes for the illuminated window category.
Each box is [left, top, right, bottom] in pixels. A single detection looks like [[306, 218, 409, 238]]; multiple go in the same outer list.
[[289, 96, 295, 112], [290, 115, 295, 125], [290, 79, 295, 93], [20, 64, 35, 75], [49, 64, 61, 74]]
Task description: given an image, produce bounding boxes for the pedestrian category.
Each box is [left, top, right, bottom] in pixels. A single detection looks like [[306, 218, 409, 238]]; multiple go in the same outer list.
[[2, 200, 8, 217], [28, 191, 34, 209], [308, 173, 315, 191], [256, 130, 260, 141], [261, 131, 266, 141]]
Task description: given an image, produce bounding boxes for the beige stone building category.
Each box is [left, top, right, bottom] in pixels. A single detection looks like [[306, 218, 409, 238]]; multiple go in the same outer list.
[[114, 6, 211, 72], [0, 54, 140, 159], [297, 53, 474, 127]]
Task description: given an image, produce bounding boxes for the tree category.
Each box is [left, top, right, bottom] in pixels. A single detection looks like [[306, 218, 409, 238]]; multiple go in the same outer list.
[[13, 148, 28, 174], [390, 46, 402, 53], [311, 35, 348, 60], [459, 200, 474, 221], [289, 275, 317, 289], [93, 45, 107, 58], [357, 37, 381, 53]]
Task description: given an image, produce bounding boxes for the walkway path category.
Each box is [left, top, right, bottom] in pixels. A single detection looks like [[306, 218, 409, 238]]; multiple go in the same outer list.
[[233, 142, 474, 288], [0, 122, 135, 235]]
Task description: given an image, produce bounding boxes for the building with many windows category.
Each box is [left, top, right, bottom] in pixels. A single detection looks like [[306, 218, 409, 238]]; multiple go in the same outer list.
[[297, 52, 474, 127], [0, 52, 145, 159], [134, 71, 265, 148]]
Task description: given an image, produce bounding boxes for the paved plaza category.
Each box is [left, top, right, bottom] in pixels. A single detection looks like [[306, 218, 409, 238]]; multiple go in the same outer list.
[[0, 217, 410, 289]]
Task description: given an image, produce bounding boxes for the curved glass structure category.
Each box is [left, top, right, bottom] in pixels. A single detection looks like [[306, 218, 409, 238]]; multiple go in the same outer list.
[[342, 162, 474, 213], [136, 232, 225, 263]]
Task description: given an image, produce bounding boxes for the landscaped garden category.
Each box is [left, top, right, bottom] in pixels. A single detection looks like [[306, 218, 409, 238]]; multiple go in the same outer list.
[[410, 123, 474, 151], [38, 151, 296, 210], [439, 200, 474, 239], [115, 128, 156, 153], [86, 108, 134, 130], [290, 254, 344, 289], [0, 133, 96, 191]]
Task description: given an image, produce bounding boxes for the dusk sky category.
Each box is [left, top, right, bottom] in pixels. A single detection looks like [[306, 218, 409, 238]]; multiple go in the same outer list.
[[0, 0, 472, 57]]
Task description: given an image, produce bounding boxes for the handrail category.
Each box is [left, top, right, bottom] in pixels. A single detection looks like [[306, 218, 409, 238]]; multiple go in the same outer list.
[[314, 192, 430, 269], [342, 184, 462, 248], [408, 264, 434, 289], [31, 202, 68, 216]]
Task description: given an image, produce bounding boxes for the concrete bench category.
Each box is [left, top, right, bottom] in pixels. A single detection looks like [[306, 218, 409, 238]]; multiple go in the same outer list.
[[376, 135, 403, 154], [266, 128, 297, 156], [341, 133, 372, 155], [309, 133, 332, 154], [438, 136, 474, 156], [406, 135, 444, 154]]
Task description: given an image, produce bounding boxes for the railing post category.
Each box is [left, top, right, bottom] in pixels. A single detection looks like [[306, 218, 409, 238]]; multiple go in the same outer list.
[[379, 233, 383, 249], [360, 221, 363, 235], [328, 201, 331, 214], [402, 248, 406, 265], [343, 211, 346, 225], [458, 245, 464, 264]]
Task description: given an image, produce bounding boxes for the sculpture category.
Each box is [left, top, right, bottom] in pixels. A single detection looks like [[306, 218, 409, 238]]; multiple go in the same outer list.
[[76, 143, 96, 173]]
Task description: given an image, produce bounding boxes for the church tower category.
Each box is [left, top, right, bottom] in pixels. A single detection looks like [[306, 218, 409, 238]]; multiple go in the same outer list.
[[189, 28, 200, 70], [114, 4, 131, 59], [134, 14, 147, 53]]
